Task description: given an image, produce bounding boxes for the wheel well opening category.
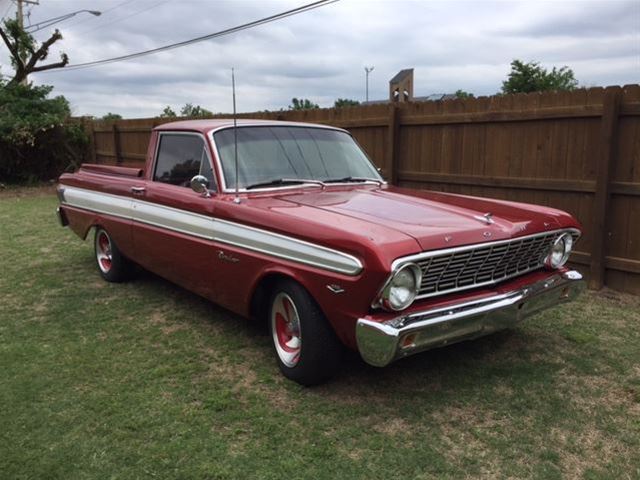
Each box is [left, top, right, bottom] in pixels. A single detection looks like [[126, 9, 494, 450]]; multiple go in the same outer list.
[[250, 273, 294, 325], [85, 223, 100, 241]]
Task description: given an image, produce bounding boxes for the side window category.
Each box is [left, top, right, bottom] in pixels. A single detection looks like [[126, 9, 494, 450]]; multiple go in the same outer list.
[[153, 134, 215, 189]]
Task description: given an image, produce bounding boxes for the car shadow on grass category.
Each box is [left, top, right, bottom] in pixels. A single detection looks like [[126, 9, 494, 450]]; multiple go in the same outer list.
[[129, 264, 561, 402]]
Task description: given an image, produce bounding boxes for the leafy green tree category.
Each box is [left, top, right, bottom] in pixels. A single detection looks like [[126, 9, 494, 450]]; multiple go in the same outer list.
[[0, 18, 68, 87], [101, 112, 122, 121], [159, 106, 177, 118], [454, 90, 474, 99], [0, 83, 87, 182], [289, 98, 319, 110], [334, 98, 360, 108], [180, 103, 213, 117], [501, 60, 578, 94]]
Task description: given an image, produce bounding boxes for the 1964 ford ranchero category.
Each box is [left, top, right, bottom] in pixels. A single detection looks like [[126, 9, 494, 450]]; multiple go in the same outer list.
[[57, 119, 585, 385]]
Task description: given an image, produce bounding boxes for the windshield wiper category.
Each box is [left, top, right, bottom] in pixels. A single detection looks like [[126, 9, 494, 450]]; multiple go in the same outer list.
[[324, 176, 384, 186], [245, 178, 326, 190]]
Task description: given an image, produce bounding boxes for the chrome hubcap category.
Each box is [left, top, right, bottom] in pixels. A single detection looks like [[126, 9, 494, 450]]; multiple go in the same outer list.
[[271, 292, 301, 367], [96, 231, 113, 273]]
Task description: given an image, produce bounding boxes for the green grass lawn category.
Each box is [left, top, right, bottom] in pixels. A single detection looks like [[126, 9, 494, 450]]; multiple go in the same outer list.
[[1, 188, 639, 480]]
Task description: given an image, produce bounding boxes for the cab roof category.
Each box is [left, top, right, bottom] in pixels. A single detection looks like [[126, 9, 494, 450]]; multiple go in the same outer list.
[[153, 119, 345, 134]]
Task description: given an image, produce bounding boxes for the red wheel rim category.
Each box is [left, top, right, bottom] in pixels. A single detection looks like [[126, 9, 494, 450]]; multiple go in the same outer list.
[[271, 292, 301, 367], [96, 231, 113, 273]]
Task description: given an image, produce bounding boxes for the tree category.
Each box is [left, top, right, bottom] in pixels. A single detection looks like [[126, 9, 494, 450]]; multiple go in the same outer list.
[[334, 98, 360, 108], [501, 59, 578, 94], [289, 98, 319, 110], [0, 18, 69, 87], [454, 90, 474, 99], [180, 103, 213, 117], [159, 106, 177, 118], [101, 113, 122, 121], [0, 83, 87, 182]]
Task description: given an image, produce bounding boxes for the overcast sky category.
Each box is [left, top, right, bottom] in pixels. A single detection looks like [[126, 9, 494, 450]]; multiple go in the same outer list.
[[1, 0, 638, 117]]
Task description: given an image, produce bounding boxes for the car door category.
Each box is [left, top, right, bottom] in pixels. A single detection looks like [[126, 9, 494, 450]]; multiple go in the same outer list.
[[131, 131, 220, 299]]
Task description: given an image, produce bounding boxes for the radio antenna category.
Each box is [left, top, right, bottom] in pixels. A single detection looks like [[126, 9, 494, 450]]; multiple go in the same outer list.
[[232, 67, 240, 204]]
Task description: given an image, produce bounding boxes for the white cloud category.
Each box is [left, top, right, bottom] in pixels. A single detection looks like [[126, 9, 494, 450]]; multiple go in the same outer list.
[[1, 0, 638, 117]]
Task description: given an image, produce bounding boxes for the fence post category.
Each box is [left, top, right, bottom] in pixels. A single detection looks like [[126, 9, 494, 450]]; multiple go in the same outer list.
[[387, 104, 400, 185], [112, 123, 122, 165], [84, 117, 96, 163], [589, 86, 622, 289]]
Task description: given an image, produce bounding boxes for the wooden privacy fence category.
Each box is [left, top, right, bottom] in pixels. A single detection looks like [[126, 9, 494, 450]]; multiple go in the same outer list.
[[84, 84, 640, 295]]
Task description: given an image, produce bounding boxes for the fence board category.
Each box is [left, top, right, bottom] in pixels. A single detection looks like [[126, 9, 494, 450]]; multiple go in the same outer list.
[[78, 85, 640, 295]]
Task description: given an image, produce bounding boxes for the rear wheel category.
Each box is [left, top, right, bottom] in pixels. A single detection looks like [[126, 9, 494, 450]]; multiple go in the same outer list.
[[269, 279, 342, 386], [94, 228, 133, 282]]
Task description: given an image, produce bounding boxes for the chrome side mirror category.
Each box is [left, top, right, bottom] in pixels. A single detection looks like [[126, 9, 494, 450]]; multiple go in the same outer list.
[[190, 175, 211, 197]]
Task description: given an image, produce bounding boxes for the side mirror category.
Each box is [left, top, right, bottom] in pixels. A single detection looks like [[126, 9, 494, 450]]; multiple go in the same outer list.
[[190, 175, 211, 197]]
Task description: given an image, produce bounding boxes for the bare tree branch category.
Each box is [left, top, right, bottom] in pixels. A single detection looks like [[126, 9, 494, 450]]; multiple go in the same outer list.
[[0, 25, 21, 65], [25, 30, 64, 72], [30, 54, 69, 74], [1, 21, 68, 87]]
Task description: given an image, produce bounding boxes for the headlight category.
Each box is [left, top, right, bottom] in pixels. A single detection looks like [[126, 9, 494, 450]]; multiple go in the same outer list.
[[545, 232, 573, 269], [378, 263, 422, 311]]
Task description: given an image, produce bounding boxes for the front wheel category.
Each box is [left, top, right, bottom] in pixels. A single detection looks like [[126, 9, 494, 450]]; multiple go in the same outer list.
[[269, 280, 343, 386], [94, 227, 134, 282]]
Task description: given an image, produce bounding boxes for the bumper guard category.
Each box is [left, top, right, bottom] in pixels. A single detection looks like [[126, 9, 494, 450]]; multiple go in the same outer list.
[[356, 270, 585, 367]]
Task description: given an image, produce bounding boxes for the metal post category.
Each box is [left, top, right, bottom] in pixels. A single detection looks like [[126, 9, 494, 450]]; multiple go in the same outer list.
[[365, 66, 374, 102], [16, 0, 23, 28]]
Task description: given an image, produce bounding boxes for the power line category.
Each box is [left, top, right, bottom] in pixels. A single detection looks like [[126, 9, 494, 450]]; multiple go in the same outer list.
[[65, 0, 136, 29], [41, 0, 338, 73], [75, 0, 169, 35], [1, 0, 14, 22]]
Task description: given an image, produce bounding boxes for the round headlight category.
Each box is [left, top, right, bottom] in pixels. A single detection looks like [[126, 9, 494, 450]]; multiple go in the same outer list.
[[545, 233, 573, 269], [381, 263, 422, 311]]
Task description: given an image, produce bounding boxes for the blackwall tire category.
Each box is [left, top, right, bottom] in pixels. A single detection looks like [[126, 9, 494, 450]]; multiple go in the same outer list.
[[269, 279, 343, 386], [94, 228, 134, 283]]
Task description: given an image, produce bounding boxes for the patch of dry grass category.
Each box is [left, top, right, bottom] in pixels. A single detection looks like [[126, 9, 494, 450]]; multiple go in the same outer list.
[[1, 189, 639, 480]]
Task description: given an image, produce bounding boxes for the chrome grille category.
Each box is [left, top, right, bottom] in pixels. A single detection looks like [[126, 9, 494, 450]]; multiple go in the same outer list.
[[406, 230, 580, 299]]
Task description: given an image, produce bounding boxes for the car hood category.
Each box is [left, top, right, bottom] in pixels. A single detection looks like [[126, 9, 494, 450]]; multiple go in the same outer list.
[[274, 185, 575, 251]]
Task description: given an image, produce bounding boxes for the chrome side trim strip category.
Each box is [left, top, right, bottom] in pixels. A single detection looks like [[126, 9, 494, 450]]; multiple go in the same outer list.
[[60, 186, 362, 276], [133, 200, 215, 241], [63, 186, 133, 220], [213, 217, 363, 276]]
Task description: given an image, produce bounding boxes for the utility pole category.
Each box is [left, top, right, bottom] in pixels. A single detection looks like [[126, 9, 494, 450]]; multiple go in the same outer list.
[[364, 66, 374, 102], [16, 0, 40, 30], [16, 0, 40, 84]]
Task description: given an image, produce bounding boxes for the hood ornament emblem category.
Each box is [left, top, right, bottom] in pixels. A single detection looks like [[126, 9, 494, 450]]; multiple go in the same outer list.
[[474, 212, 494, 225], [444, 235, 452, 243]]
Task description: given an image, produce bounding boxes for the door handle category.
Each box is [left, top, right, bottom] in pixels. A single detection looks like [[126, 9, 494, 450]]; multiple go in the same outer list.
[[131, 186, 146, 195]]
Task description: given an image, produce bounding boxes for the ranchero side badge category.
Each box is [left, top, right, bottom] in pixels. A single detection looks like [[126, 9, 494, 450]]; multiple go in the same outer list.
[[218, 250, 240, 263]]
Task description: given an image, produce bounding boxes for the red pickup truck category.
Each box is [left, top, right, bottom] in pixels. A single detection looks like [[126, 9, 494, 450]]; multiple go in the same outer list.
[[57, 119, 585, 385]]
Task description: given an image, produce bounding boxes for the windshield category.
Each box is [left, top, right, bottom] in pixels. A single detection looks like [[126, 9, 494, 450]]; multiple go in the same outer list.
[[213, 126, 382, 190]]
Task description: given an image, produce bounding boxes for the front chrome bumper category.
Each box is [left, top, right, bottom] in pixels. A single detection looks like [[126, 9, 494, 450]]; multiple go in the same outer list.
[[356, 270, 585, 367]]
